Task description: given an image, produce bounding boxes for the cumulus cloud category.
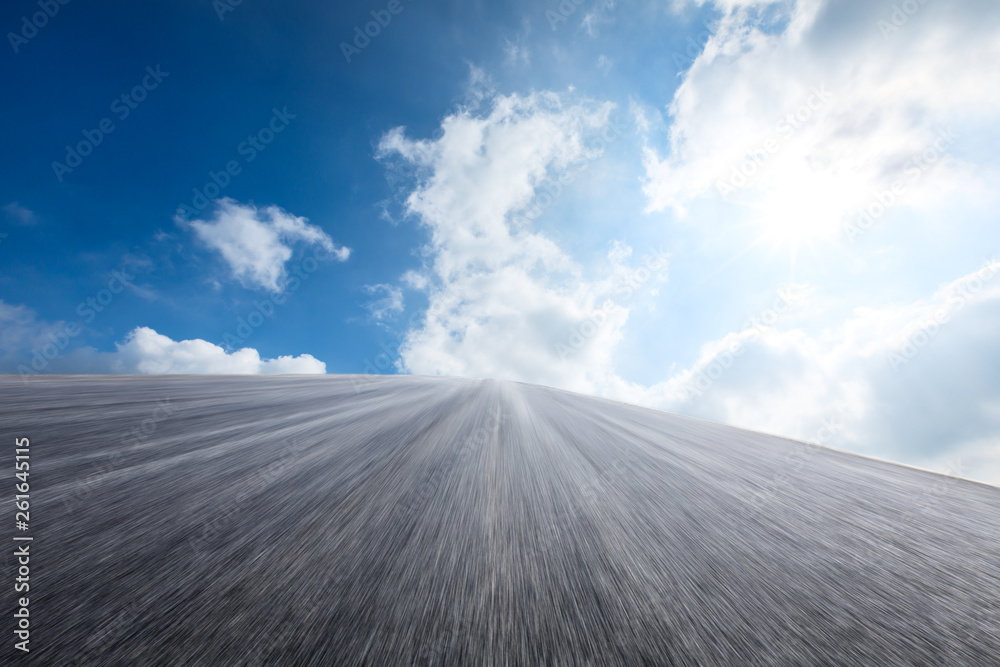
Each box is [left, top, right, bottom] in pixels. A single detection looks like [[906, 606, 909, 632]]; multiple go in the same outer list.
[[377, 91, 664, 392], [375, 82, 999, 484], [364, 284, 404, 323], [0, 301, 59, 367], [642, 0, 1000, 240], [372, 13, 1000, 486], [0, 304, 325, 376], [185, 198, 350, 292], [581, 0, 617, 37], [608, 259, 1000, 485], [3, 202, 38, 226], [502, 36, 530, 66], [110, 327, 326, 374]]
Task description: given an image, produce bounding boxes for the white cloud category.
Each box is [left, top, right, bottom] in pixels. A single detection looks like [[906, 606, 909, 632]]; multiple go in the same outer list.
[[503, 36, 530, 66], [185, 198, 349, 292], [371, 16, 1000, 487], [0, 301, 57, 366], [582, 0, 616, 37], [622, 0, 1000, 483], [3, 202, 38, 226], [377, 91, 654, 393], [110, 327, 326, 374], [460, 65, 500, 113], [374, 83, 1000, 485], [364, 284, 404, 323], [0, 305, 325, 376], [608, 259, 1000, 485], [401, 270, 428, 290], [642, 0, 1000, 242]]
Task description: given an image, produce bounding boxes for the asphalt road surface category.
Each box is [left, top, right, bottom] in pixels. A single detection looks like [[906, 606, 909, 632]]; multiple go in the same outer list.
[[2, 375, 999, 665]]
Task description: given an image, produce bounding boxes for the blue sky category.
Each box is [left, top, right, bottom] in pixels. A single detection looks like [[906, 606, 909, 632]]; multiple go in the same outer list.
[[3, 0, 999, 484]]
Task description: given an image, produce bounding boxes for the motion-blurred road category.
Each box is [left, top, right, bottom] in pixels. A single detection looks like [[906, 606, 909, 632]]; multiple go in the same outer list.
[[2, 375, 999, 665]]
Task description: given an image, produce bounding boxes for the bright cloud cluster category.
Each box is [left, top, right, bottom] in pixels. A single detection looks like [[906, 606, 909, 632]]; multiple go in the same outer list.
[[110, 327, 326, 374], [377, 91, 659, 393], [612, 259, 1000, 482], [643, 0, 1000, 244], [364, 284, 405, 324], [374, 2, 1000, 485], [186, 198, 350, 293], [0, 305, 325, 376]]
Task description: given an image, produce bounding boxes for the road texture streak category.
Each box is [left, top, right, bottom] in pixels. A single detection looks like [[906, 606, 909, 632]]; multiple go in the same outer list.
[[2, 375, 999, 665]]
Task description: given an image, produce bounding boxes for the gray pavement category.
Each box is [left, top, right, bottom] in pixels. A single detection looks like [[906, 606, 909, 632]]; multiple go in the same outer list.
[[2, 375, 998, 665]]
